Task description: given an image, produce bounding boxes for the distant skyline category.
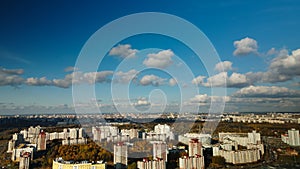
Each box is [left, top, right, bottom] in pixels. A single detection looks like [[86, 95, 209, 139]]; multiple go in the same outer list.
[[0, 0, 300, 114]]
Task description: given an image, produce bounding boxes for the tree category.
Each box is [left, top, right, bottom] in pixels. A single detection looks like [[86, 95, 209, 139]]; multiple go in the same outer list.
[[128, 162, 137, 169], [211, 156, 225, 166]]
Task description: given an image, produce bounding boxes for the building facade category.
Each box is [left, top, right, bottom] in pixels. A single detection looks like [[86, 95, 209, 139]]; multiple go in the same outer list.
[[52, 158, 106, 169], [152, 141, 168, 162], [19, 151, 31, 169], [213, 131, 264, 164], [137, 158, 166, 169], [37, 131, 47, 151], [189, 138, 203, 157], [114, 142, 128, 166]]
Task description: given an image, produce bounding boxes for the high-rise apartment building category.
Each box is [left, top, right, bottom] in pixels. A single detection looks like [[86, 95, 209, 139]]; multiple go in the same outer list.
[[152, 141, 167, 162], [188, 138, 203, 157], [114, 142, 128, 166], [288, 128, 300, 146], [19, 151, 31, 169], [37, 130, 46, 151]]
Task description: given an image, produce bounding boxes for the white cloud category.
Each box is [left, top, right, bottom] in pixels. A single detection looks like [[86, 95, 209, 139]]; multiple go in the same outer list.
[[0, 67, 114, 88], [203, 72, 250, 88], [204, 72, 227, 87], [109, 44, 138, 58], [132, 97, 151, 106], [114, 69, 139, 83], [229, 72, 249, 87], [269, 49, 300, 76], [215, 61, 233, 72], [190, 94, 230, 103], [143, 49, 174, 68], [53, 71, 113, 88], [267, 48, 277, 55], [190, 94, 209, 103], [0, 67, 24, 86], [234, 85, 300, 98], [246, 48, 300, 83], [52, 78, 72, 88], [83, 71, 113, 84], [169, 78, 177, 86], [140, 74, 166, 86], [64, 66, 78, 72], [0, 68, 24, 75], [211, 96, 231, 102], [26, 77, 52, 86], [233, 37, 258, 56], [192, 75, 206, 85]]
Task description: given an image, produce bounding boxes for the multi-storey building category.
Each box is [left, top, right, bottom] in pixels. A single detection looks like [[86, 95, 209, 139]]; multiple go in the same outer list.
[[189, 138, 203, 157], [179, 138, 205, 169], [114, 142, 128, 166], [179, 155, 205, 169], [137, 158, 166, 169], [152, 141, 168, 162], [19, 151, 31, 169], [52, 157, 106, 169], [178, 133, 211, 145], [37, 130, 46, 151], [213, 130, 264, 164], [282, 128, 300, 146], [92, 126, 119, 142], [288, 128, 300, 146], [121, 129, 138, 139], [11, 144, 35, 162]]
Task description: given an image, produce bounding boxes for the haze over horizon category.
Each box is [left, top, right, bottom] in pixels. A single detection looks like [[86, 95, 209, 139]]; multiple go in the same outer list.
[[0, 0, 300, 114]]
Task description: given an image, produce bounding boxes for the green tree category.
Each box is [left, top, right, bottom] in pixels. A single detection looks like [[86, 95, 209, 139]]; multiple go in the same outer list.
[[128, 162, 137, 169]]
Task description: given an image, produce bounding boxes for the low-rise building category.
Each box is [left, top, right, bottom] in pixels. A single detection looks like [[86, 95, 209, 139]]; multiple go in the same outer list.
[[52, 157, 106, 169], [137, 158, 166, 169]]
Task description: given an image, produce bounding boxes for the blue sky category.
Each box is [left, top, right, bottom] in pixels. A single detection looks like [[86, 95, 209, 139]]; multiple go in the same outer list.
[[0, 0, 300, 114]]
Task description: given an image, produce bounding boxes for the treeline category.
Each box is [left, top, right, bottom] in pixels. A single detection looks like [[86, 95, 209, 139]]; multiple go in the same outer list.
[[42, 140, 113, 168]]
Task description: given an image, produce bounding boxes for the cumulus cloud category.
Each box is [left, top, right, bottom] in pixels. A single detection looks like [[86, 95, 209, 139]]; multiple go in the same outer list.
[[215, 61, 233, 72], [269, 49, 300, 76], [192, 75, 206, 85], [233, 85, 300, 98], [109, 44, 138, 58], [192, 48, 300, 88], [132, 97, 151, 106], [52, 76, 72, 88], [190, 94, 210, 103], [190, 94, 230, 103], [140, 74, 166, 86], [51, 71, 113, 88], [203, 72, 250, 88], [143, 49, 174, 68], [0, 67, 24, 86], [0, 68, 24, 75], [26, 77, 52, 86], [169, 78, 177, 86], [233, 37, 258, 56], [246, 48, 300, 83], [82, 71, 113, 84], [64, 66, 78, 72], [267, 48, 277, 55], [114, 69, 139, 83]]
